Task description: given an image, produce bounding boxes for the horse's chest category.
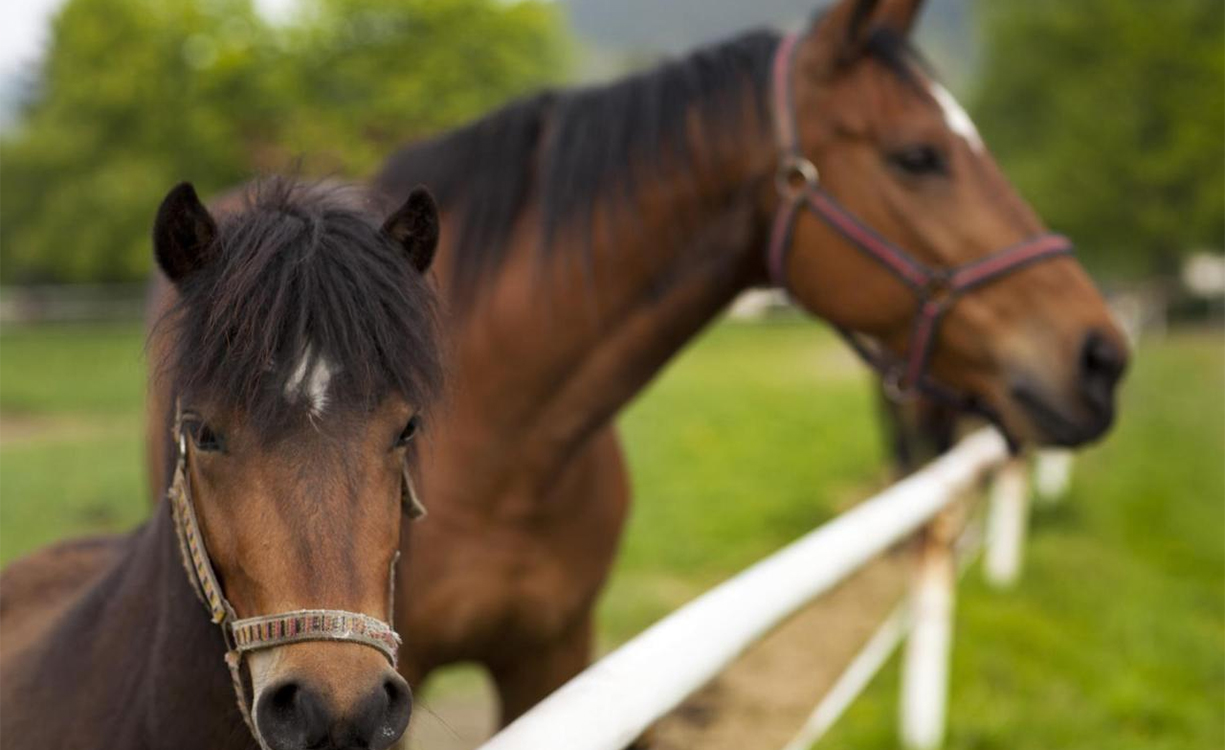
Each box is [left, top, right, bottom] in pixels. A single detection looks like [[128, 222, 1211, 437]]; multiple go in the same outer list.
[[409, 513, 619, 655]]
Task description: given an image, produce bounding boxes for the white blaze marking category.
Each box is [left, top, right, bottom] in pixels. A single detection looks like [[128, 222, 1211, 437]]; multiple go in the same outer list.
[[286, 346, 335, 416], [929, 82, 983, 153]]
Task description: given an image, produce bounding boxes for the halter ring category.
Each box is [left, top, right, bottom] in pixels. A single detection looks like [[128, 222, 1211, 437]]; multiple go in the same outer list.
[[882, 369, 915, 404], [775, 155, 819, 198], [920, 271, 956, 309], [766, 31, 1074, 408]]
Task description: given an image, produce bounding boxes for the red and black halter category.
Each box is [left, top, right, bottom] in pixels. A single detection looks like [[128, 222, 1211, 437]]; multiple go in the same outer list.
[[766, 32, 1074, 406]]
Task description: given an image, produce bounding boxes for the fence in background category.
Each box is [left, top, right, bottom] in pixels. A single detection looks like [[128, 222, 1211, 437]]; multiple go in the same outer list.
[[0, 284, 147, 324], [477, 432, 1071, 750]]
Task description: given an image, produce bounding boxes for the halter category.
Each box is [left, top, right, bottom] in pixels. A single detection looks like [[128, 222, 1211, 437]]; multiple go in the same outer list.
[[766, 31, 1075, 403], [167, 405, 423, 749]]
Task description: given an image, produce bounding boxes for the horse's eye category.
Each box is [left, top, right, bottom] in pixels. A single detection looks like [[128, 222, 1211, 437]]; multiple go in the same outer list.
[[888, 145, 948, 177], [185, 420, 224, 453], [395, 415, 422, 447]]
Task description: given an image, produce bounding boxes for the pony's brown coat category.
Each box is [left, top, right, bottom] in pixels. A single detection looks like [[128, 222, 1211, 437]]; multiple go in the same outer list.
[[3, 180, 442, 749]]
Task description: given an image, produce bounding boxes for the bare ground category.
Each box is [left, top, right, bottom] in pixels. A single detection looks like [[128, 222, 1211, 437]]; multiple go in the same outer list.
[[0, 413, 131, 447]]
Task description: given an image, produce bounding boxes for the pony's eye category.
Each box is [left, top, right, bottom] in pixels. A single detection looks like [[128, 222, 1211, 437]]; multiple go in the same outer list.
[[888, 145, 948, 177], [395, 415, 422, 447], [185, 420, 224, 453]]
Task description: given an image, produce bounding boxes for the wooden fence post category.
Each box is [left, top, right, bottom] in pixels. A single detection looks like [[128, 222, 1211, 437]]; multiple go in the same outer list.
[[900, 512, 958, 750], [1033, 449, 1074, 505], [984, 458, 1030, 588]]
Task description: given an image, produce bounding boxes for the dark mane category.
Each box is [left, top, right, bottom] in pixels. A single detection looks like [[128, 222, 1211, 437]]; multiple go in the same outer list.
[[160, 178, 442, 438], [375, 30, 782, 302]]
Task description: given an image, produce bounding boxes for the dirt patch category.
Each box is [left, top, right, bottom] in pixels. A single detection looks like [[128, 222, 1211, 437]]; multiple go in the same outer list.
[[646, 555, 907, 750], [405, 670, 499, 750], [0, 413, 128, 447]]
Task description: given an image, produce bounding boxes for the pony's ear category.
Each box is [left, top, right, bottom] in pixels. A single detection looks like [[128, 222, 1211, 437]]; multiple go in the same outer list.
[[382, 186, 440, 274], [810, 0, 925, 67], [153, 182, 218, 283]]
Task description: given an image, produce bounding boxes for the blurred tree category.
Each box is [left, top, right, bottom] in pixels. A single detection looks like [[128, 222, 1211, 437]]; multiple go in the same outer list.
[[1, 0, 282, 282], [974, 0, 1224, 277], [1, 0, 567, 283], [273, 0, 568, 174]]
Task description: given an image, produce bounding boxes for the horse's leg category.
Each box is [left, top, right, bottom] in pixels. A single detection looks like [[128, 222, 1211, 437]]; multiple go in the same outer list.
[[489, 426, 630, 726], [490, 612, 594, 726], [878, 388, 959, 475]]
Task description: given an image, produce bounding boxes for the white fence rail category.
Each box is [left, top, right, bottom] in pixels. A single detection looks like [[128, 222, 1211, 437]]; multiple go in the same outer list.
[[477, 429, 1045, 750]]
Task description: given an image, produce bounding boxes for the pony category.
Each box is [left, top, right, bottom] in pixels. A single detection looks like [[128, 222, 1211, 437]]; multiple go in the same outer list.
[[2, 178, 443, 750], [138, 0, 1128, 730]]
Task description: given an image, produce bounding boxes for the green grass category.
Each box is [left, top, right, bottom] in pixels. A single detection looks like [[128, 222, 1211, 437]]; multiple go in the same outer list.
[[821, 331, 1224, 750], [0, 323, 152, 562], [602, 319, 887, 641], [1, 320, 1221, 748], [0, 323, 148, 415]]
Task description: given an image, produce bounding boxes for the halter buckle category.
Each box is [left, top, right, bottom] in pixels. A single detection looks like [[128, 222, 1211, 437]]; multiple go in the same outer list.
[[775, 155, 819, 199]]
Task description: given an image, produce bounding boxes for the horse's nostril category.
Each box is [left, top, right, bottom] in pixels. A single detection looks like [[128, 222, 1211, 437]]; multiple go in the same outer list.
[[255, 680, 328, 750], [354, 675, 413, 750], [268, 681, 298, 711], [1079, 330, 1126, 399]]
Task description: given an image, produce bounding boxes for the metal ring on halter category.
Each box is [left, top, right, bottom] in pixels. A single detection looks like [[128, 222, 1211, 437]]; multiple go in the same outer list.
[[882, 369, 914, 404], [775, 155, 819, 198], [920, 270, 956, 309]]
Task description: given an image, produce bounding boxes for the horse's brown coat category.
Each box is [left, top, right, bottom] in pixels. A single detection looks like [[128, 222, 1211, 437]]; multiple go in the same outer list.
[[375, 0, 1125, 726], [139, 0, 1126, 731]]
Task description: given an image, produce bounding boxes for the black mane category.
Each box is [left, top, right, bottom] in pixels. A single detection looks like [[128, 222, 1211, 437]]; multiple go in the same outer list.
[[374, 19, 926, 306], [161, 178, 442, 438], [375, 30, 782, 302]]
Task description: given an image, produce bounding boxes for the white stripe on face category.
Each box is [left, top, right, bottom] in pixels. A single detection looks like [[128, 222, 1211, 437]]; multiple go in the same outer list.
[[285, 346, 335, 417], [929, 81, 983, 153]]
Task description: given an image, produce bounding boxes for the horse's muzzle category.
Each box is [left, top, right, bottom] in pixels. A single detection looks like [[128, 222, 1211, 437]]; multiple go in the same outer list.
[[255, 670, 412, 750]]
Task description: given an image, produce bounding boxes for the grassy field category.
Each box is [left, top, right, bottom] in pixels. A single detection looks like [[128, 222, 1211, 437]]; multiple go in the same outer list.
[[1, 319, 1221, 749]]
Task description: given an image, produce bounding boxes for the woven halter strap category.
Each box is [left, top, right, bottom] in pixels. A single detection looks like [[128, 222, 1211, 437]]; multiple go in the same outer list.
[[167, 404, 422, 749], [766, 31, 1074, 404]]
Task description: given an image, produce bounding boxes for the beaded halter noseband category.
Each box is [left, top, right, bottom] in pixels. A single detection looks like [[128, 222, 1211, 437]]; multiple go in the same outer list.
[[766, 31, 1075, 405], [167, 404, 424, 748]]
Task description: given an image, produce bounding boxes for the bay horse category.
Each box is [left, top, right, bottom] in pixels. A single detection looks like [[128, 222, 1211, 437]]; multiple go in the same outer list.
[[141, 0, 1127, 731], [2, 178, 444, 750]]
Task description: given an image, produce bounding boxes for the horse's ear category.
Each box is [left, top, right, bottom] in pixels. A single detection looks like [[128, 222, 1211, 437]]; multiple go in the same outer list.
[[810, 0, 925, 67], [153, 182, 218, 283], [382, 186, 440, 274], [867, 0, 925, 37]]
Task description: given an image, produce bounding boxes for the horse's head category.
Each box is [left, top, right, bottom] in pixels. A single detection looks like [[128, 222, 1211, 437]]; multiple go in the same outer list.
[[774, 0, 1127, 446], [153, 180, 441, 750]]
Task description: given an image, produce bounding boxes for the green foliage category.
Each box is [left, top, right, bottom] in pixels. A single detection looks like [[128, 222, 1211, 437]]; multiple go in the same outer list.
[[973, 0, 1224, 277], [0, 0, 568, 283], [272, 0, 569, 174]]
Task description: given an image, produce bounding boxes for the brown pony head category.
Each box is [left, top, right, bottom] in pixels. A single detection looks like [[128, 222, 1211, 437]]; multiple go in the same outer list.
[[778, 0, 1127, 446], [153, 179, 441, 749]]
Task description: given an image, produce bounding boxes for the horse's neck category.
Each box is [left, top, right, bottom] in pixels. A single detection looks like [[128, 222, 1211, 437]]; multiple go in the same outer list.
[[440, 136, 774, 506], [7, 508, 248, 748]]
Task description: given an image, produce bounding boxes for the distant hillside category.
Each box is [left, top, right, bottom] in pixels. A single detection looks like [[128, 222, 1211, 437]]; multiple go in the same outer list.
[[561, 0, 978, 92]]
